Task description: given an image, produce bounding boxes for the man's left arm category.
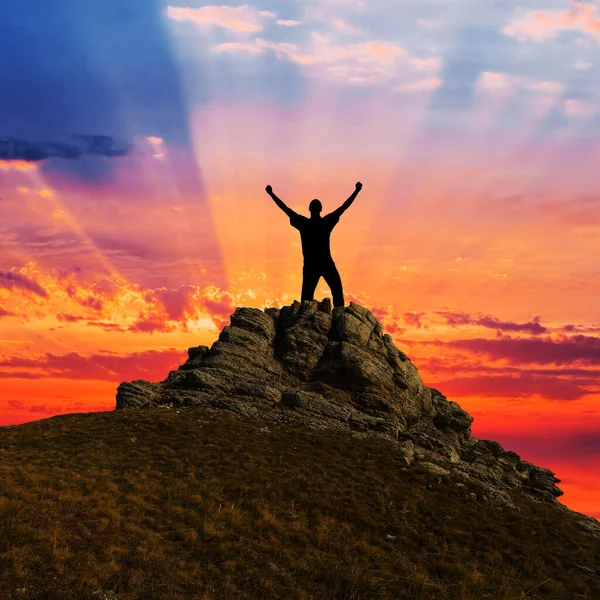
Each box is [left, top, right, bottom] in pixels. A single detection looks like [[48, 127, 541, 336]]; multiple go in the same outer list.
[[329, 182, 362, 220]]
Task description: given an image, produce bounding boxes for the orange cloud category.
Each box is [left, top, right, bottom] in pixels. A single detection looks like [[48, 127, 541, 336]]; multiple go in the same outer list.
[[0, 263, 246, 338], [38, 188, 56, 199], [0, 159, 36, 172], [361, 40, 406, 62]]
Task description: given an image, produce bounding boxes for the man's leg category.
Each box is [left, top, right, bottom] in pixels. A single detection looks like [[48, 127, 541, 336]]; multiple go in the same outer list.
[[322, 261, 344, 307], [301, 264, 321, 302]]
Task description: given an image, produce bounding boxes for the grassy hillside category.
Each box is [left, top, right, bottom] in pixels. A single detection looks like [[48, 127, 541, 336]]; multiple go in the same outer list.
[[0, 407, 598, 600]]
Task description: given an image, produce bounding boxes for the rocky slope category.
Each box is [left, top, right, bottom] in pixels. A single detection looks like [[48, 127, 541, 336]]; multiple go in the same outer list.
[[116, 300, 597, 533]]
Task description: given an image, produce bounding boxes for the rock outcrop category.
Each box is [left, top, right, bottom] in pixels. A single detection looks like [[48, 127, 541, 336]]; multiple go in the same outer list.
[[117, 300, 566, 510]]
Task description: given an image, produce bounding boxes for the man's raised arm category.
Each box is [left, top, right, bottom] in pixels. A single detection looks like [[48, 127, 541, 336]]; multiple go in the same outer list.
[[266, 185, 298, 219], [330, 182, 362, 219]]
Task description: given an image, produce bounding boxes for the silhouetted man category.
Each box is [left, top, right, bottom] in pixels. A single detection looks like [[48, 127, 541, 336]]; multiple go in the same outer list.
[[266, 182, 362, 308]]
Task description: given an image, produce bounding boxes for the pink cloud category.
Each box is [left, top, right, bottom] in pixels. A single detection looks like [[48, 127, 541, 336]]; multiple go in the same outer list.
[[200, 287, 236, 329], [394, 77, 442, 93], [154, 285, 198, 321], [367, 306, 407, 335], [124, 284, 237, 333], [167, 5, 265, 32], [128, 313, 178, 334]]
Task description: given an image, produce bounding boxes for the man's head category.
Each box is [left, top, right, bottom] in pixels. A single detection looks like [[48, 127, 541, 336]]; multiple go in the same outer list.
[[309, 199, 322, 216]]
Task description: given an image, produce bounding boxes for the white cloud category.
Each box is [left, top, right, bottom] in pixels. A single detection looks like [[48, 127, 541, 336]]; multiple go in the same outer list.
[[476, 71, 565, 97], [394, 77, 443, 93], [520, 79, 564, 94], [212, 41, 265, 54], [255, 38, 321, 64], [302, 0, 367, 25], [564, 98, 597, 117], [418, 18, 442, 31], [331, 19, 362, 35], [574, 59, 593, 70], [409, 57, 442, 72], [146, 136, 165, 160], [476, 72, 514, 96], [277, 19, 302, 26]]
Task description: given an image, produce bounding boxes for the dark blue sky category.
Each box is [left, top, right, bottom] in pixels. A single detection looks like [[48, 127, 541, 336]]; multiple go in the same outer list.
[[0, 0, 194, 145]]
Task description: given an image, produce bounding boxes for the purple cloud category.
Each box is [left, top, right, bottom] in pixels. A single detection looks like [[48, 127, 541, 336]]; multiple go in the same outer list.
[[0, 305, 15, 317], [436, 311, 547, 335], [413, 335, 600, 366], [0, 270, 48, 297], [428, 373, 595, 401], [403, 311, 426, 328], [0, 348, 187, 382]]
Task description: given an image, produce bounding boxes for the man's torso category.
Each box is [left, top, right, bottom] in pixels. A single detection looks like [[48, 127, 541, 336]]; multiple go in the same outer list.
[[290, 213, 339, 263]]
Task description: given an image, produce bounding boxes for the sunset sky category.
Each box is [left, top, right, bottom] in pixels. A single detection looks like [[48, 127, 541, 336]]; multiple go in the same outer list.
[[1, 0, 599, 519]]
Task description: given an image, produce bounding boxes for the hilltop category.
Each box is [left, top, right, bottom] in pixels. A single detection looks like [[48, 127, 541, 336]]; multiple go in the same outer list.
[[0, 300, 598, 599]]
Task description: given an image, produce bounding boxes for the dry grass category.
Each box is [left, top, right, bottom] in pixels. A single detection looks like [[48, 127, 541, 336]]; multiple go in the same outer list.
[[0, 407, 598, 600]]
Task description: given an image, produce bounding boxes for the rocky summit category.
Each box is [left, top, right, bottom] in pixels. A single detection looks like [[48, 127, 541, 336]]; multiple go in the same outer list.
[[116, 300, 593, 528]]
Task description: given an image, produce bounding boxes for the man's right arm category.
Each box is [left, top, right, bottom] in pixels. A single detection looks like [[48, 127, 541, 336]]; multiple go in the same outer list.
[[266, 185, 298, 219]]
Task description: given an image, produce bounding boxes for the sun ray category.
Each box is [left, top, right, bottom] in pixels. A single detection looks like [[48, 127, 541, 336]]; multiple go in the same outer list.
[[15, 163, 126, 284]]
